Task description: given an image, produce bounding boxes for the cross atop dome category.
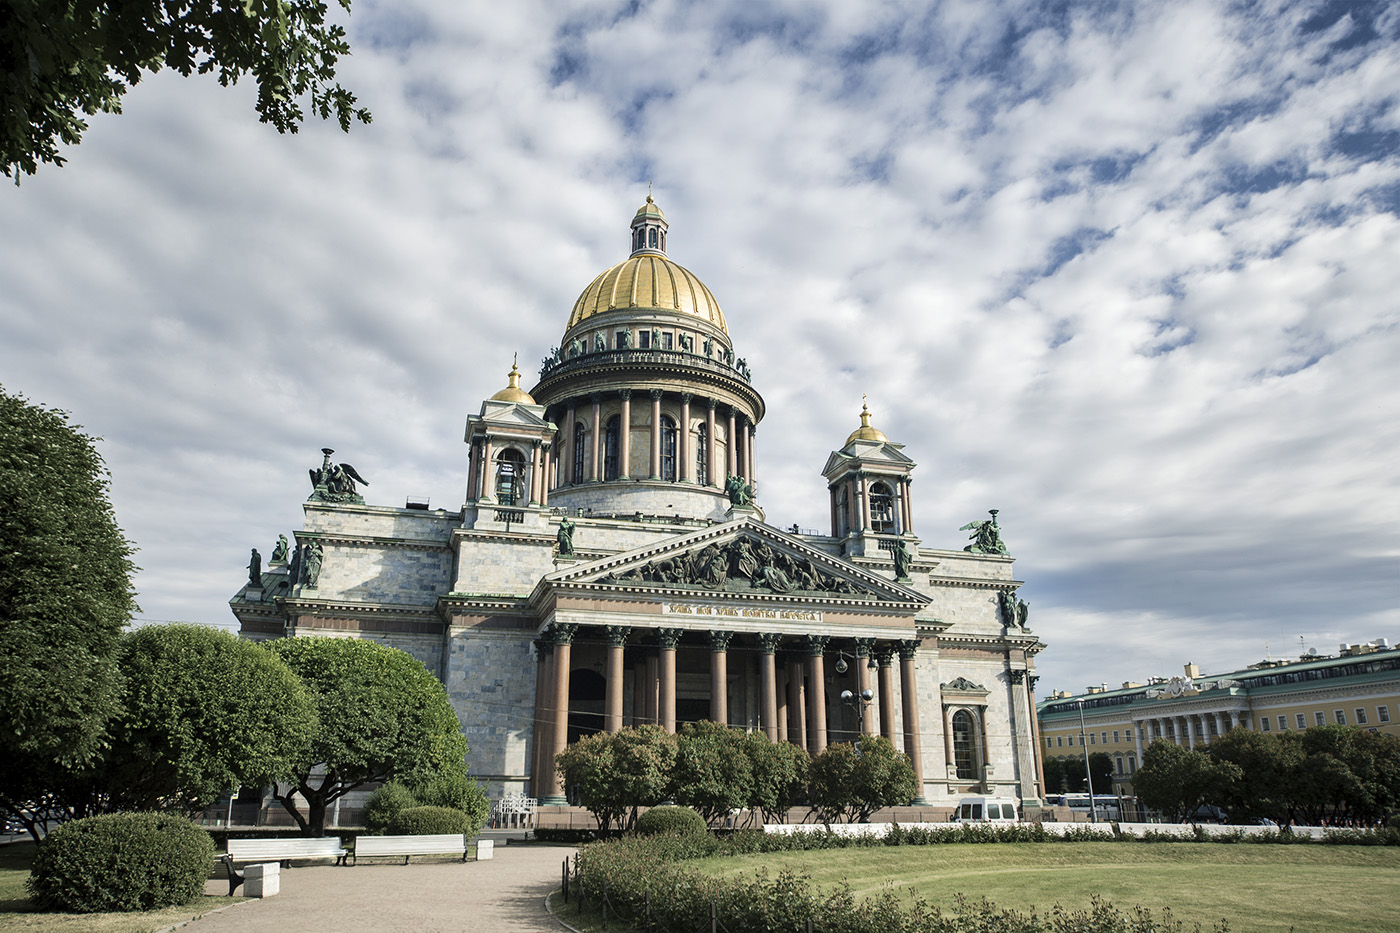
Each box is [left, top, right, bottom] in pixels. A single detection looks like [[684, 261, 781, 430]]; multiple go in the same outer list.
[[630, 192, 669, 256]]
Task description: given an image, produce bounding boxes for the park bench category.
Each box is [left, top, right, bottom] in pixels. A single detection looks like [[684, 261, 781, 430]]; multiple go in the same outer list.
[[221, 837, 349, 895], [352, 833, 474, 865]]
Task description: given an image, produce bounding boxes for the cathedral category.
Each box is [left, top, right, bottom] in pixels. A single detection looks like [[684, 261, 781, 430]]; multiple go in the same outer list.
[[231, 196, 1046, 811]]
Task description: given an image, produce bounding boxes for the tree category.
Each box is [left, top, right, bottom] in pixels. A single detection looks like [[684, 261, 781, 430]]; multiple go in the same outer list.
[[1206, 728, 1302, 823], [1132, 741, 1240, 823], [267, 637, 467, 836], [744, 731, 809, 826], [555, 732, 624, 831], [1087, 752, 1115, 795], [102, 624, 317, 812], [605, 725, 678, 831], [808, 737, 917, 823], [1, 0, 372, 178], [0, 389, 137, 839], [673, 720, 753, 827]]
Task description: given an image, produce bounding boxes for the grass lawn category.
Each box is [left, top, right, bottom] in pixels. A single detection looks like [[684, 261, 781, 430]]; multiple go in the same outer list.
[[0, 842, 243, 933], [700, 842, 1400, 933]]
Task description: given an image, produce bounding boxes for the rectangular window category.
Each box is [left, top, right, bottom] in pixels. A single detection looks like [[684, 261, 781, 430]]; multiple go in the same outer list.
[[1335, 709, 1347, 725], [1101, 732, 1108, 745], [638, 330, 651, 349], [616, 330, 628, 349], [1113, 730, 1121, 743], [1276, 716, 1287, 730], [1070, 735, 1076, 746], [1296, 714, 1306, 729], [1379, 706, 1391, 723], [1046, 736, 1053, 748], [661, 332, 673, 350], [1261, 717, 1271, 732], [1088, 733, 1095, 745], [1315, 711, 1326, 726], [1057, 736, 1063, 747], [1356, 708, 1368, 725]]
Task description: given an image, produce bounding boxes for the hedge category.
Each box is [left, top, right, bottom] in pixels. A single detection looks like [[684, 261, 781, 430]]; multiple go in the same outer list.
[[636, 806, 707, 837], [27, 812, 215, 913], [388, 806, 471, 836]]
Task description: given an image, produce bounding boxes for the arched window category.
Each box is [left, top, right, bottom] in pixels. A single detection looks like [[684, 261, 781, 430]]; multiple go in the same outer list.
[[694, 422, 708, 485], [648, 228, 658, 248], [495, 448, 526, 505], [870, 482, 896, 533], [660, 231, 666, 251], [952, 709, 978, 780], [604, 415, 620, 481], [573, 423, 586, 484], [836, 485, 850, 537], [660, 416, 677, 482]]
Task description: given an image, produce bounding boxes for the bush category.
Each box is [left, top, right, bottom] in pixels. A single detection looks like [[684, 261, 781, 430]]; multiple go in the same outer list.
[[363, 782, 418, 835], [636, 805, 707, 837], [27, 812, 214, 913], [388, 805, 471, 836], [409, 771, 490, 836]]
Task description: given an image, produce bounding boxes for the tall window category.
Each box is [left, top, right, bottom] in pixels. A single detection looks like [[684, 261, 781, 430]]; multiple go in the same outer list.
[[495, 449, 525, 505], [836, 485, 850, 537], [659, 416, 678, 482], [648, 228, 658, 248], [573, 423, 585, 483], [604, 416, 620, 481], [694, 423, 708, 485], [952, 710, 977, 779], [870, 482, 895, 532]]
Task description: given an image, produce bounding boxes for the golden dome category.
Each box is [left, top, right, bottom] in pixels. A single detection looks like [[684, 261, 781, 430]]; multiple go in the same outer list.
[[567, 253, 728, 334], [845, 401, 888, 445], [634, 194, 666, 221], [490, 359, 536, 404]]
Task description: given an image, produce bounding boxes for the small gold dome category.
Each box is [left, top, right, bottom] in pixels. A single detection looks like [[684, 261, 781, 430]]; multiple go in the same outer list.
[[490, 360, 536, 404], [567, 254, 727, 334], [634, 194, 666, 221], [845, 401, 888, 445]]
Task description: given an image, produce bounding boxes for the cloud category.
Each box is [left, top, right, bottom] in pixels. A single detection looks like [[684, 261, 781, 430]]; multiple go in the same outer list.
[[2, 0, 1397, 692]]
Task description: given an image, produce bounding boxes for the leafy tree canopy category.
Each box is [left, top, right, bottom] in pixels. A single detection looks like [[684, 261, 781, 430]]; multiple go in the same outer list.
[[1, 0, 371, 178], [673, 720, 754, 827], [105, 623, 317, 812], [1133, 740, 1240, 823], [743, 730, 809, 825], [268, 637, 466, 835], [0, 388, 136, 770], [808, 736, 917, 824]]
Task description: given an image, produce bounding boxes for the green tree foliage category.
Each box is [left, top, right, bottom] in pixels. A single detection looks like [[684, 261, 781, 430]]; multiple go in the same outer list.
[[103, 624, 317, 812], [808, 737, 918, 823], [1133, 741, 1241, 823], [555, 725, 682, 832], [362, 781, 417, 835], [1, 0, 372, 178], [268, 637, 467, 836], [1088, 752, 1115, 793], [388, 805, 470, 836], [0, 389, 137, 838], [673, 720, 754, 826], [744, 730, 809, 825], [27, 812, 214, 913], [1042, 756, 1067, 794], [407, 769, 489, 836], [1205, 728, 1304, 823]]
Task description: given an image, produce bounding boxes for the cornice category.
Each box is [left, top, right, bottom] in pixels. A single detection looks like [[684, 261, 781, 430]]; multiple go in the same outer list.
[[298, 531, 451, 551], [280, 597, 441, 620], [924, 574, 1025, 590]]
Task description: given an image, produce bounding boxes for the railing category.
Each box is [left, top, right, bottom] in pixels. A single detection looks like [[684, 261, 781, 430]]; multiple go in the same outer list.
[[492, 508, 526, 523], [539, 347, 752, 384]]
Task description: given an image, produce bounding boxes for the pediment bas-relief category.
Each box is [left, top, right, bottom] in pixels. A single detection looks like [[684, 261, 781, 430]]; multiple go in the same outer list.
[[563, 527, 911, 602]]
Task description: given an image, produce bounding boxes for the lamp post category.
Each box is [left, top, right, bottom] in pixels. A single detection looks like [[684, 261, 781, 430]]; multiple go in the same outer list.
[[1077, 699, 1097, 824], [841, 688, 874, 752]]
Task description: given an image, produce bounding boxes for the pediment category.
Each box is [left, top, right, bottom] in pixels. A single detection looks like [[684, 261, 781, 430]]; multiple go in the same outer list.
[[469, 402, 551, 430], [548, 517, 927, 605], [821, 443, 915, 479]]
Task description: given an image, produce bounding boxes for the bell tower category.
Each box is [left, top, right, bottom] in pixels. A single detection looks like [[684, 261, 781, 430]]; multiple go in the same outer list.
[[821, 400, 917, 559]]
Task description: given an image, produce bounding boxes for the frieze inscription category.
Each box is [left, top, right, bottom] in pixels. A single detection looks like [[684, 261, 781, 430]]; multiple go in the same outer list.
[[663, 604, 822, 622]]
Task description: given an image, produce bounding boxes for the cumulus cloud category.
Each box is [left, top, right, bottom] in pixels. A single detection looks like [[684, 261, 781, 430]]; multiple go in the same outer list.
[[1, 0, 1396, 688]]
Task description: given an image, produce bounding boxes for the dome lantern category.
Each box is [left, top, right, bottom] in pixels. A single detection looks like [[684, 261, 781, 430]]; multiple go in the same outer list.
[[630, 192, 669, 256], [490, 356, 537, 405], [845, 399, 889, 446]]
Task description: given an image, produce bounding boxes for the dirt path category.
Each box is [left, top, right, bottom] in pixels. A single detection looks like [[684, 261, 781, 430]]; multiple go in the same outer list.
[[188, 844, 576, 933]]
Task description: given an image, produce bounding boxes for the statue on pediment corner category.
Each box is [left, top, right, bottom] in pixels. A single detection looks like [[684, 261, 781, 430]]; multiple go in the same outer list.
[[892, 539, 913, 581], [270, 534, 289, 564], [960, 509, 1007, 555]]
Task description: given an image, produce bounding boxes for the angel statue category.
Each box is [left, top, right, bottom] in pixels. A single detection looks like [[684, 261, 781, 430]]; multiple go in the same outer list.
[[309, 448, 370, 504], [960, 509, 1008, 555], [724, 475, 753, 507]]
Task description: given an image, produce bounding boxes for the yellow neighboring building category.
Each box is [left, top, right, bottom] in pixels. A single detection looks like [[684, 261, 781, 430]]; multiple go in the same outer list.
[[1037, 639, 1400, 794]]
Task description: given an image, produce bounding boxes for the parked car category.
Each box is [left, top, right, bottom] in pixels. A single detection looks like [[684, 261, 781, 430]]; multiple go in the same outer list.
[[951, 796, 1020, 823]]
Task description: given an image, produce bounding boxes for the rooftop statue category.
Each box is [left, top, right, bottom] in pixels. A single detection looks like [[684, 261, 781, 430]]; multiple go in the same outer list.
[[960, 509, 1008, 555], [892, 539, 914, 581], [247, 548, 262, 588], [270, 534, 289, 564], [725, 474, 753, 507], [557, 517, 576, 557], [309, 448, 369, 504], [303, 541, 324, 587]]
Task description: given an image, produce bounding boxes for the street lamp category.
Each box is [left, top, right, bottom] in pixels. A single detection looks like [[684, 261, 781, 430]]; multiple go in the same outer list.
[[1077, 699, 1097, 824], [841, 688, 874, 752]]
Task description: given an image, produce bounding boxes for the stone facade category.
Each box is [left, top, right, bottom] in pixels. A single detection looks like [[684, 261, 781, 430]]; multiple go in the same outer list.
[[231, 197, 1045, 808]]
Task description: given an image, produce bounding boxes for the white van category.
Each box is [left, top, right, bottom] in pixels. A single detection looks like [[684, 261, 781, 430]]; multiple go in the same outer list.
[[951, 796, 1020, 823]]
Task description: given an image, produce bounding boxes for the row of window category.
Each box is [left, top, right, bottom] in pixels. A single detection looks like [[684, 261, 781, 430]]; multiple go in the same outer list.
[[570, 417, 701, 484], [834, 482, 901, 535], [633, 227, 666, 252], [1044, 704, 1396, 747]]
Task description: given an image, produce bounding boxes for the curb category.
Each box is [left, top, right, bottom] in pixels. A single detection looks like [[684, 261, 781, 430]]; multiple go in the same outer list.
[[544, 890, 587, 933], [152, 897, 254, 933]]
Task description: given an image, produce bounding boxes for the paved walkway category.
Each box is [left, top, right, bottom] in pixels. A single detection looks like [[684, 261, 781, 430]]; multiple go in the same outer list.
[[188, 843, 576, 933]]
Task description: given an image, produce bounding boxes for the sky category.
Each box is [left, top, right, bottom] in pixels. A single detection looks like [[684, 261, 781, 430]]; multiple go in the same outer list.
[[2, 0, 1397, 697]]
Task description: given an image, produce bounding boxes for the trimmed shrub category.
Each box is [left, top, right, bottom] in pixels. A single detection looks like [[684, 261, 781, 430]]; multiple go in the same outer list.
[[363, 782, 418, 835], [636, 805, 707, 837], [409, 771, 490, 836], [27, 812, 215, 913], [389, 805, 471, 836]]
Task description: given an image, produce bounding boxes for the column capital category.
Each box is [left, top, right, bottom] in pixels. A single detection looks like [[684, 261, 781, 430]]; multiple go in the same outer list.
[[706, 397, 718, 410], [707, 630, 734, 652], [650, 388, 664, 401], [532, 639, 549, 662], [548, 623, 578, 646], [897, 639, 920, 661], [1008, 669, 1026, 685], [756, 632, 782, 654], [1028, 674, 1040, 690], [531, 439, 542, 450], [874, 645, 896, 666], [619, 388, 632, 401], [805, 634, 830, 656], [656, 627, 684, 650], [603, 625, 632, 647], [589, 392, 603, 405], [680, 392, 693, 404], [853, 637, 875, 657]]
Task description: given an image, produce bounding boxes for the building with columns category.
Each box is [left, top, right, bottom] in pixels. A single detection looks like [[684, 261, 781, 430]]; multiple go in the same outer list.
[[231, 196, 1046, 811], [1037, 639, 1400, 795]]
